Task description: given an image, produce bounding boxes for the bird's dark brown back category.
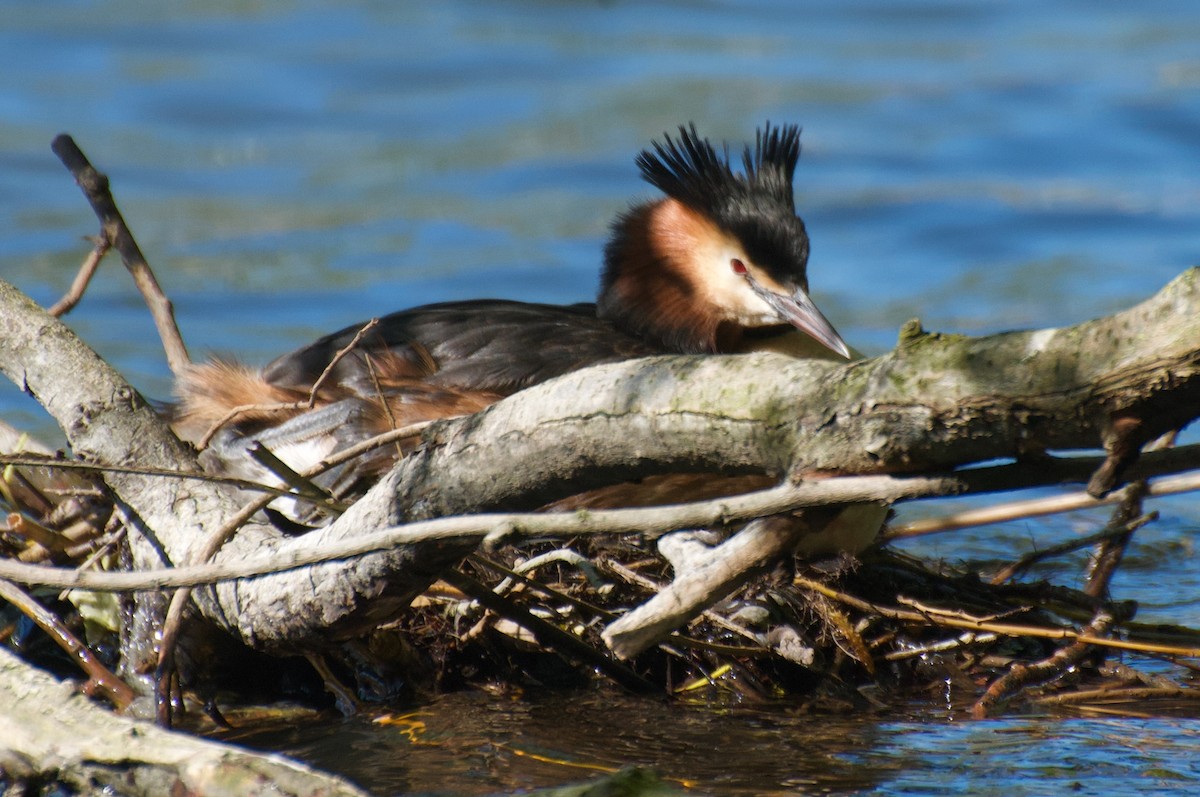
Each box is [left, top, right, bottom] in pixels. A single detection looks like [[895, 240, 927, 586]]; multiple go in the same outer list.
[[261, 299, 662, 400]]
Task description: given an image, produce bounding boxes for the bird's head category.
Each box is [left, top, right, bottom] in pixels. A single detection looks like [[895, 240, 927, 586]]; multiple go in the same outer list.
[[599, 123, 849, 358]]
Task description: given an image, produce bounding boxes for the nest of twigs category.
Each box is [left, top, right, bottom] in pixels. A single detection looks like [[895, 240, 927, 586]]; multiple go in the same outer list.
[[4, 420, 1200, 724]]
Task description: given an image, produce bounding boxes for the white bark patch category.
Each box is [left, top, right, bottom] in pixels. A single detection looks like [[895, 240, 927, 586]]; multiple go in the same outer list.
[[1023, 327, 1058, 358]]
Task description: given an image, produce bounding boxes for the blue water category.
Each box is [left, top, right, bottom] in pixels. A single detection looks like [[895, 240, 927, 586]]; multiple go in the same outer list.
[[3, 1, 1200, 793]]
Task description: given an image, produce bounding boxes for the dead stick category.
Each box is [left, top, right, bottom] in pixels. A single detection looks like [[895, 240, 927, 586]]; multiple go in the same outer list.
[[155, 486, 277, 726], [602, 516, 807, 659], [886, 470, 1200, 540], [308, 318, 379, 407], [1035, 686, 1200, 706], [1085, 482, 1147, 599], [48, 236, 110, 317], [440, 568, 658, 693], [50, 134, 190, 375], [195, 400, 307, 451], [1, 459, 1199, 593], [990, 512, 1158, 585], [154, 418, 434, 724], [972, 485, 1148, 717], [0, 577, 135, 710], [793, 575, 1199, 658], [972, 610, 1118, 718]]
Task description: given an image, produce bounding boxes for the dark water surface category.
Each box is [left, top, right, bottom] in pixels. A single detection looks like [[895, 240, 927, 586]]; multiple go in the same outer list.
[[4, 1, 1200, 793], [230, 690, 1200, 796]]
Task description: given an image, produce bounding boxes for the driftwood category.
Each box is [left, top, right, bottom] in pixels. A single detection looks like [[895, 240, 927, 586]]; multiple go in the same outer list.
[[1, 268, 1199, 656], [0, 647, 368, 797]]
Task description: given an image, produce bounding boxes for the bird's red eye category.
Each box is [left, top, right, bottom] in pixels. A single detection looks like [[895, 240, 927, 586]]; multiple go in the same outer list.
[[730, 258, 747, 275]]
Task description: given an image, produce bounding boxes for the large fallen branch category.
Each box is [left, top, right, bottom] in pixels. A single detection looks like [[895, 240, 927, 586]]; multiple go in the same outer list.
[[1, 269, 1198, 652], [0, 647, 368, 797]]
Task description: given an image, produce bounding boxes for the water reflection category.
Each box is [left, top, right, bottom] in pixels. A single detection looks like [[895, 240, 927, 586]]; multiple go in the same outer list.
[[236, 690, 896, 795], [233, 690, 1200, 795]]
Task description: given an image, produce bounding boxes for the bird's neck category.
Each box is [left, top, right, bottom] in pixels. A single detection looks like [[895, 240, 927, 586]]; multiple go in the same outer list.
[[599, 199, 729, 354]]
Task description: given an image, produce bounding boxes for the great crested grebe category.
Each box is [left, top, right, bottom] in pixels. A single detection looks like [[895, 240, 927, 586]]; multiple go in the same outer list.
[[174, 123, 868, 542]]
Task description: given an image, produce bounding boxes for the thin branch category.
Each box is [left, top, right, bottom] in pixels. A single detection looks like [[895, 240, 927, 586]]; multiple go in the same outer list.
[[439, 568, 658, 693], [191, 317, 382, 449], [972, 610, 1119, 718], [47, 236, 110, 317], [247, 443, 339, 508], [990, 512, 1158, 585], [1084, 482, 1147, 599], [973, 485, 1152, 716], [195, 400, 307, 451], [602, 516, 806, 659], [792, 576, 1200, 658], [885, 469, 1200, 540], [0, 454, 310, 503], [0, 577, 135, 710], [50, 134, 190, 375], [310, 419, 441, 471], [154, 416, 431, 724], [154, 484, 279, 724], [307, 318, 379, 407], [1034, 686, 1200, 707]]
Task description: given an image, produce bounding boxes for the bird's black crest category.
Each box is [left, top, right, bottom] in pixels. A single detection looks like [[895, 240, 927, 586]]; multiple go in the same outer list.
[[632, 123, 811, 286], [636, 122, 801, 217]]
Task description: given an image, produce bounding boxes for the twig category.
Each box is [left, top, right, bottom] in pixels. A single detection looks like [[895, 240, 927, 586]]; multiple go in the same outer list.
[[307, 318, 379, 407], [195, 400, 307, 451], [1034, 685, 1200, 707], [51, 134, 190, 375], [5, 512, 67, 555], [47, 235, 110, 317], [1084, 482, 1147, 599], [247, 442, 338, 508], [1089, 413, 1146, 498], [466, 553, 614, 619], [886, 468, 1200, 540], [883, 631, 999, 661], [971, 610, 1118, 718], [155, 485, 278, 726], [0, 454, 311, 503], [152, 419, 435, 725], [974, 484, 1147, 716], [309, 419, 439, 473], [602, 516, 806, 659], [990, 512, 1158, 585], [439, 568, 658, 693], [0, 577, 134, 710], [363, 353, 404, 462], [792, 575, 1200, 658], [191, 317, 383, 449]]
